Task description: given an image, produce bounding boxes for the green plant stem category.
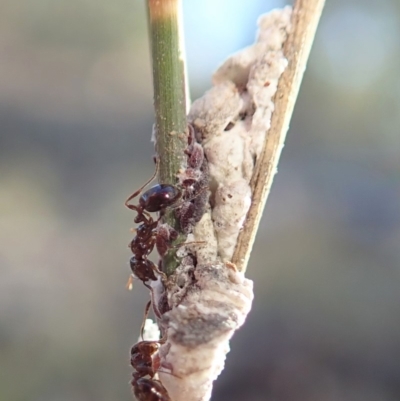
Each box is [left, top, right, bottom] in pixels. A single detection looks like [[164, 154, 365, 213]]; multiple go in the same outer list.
[[147, 0, 188, 276]]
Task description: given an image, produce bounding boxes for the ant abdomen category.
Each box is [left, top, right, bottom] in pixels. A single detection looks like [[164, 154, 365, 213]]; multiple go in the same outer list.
[[132, 377, 171, 401], [130, 257, 158, 282]]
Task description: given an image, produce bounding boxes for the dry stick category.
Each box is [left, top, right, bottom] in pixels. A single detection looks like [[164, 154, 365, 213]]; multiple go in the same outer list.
[[232, 0, 326, 273], [147, 0, 188, 276]]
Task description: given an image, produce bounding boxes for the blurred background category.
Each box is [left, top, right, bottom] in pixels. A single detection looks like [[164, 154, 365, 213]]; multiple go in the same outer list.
[[1, 0, 400, 400]]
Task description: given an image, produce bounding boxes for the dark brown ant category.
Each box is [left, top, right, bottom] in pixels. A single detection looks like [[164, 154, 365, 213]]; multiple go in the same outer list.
[[125, 161, 182, 288], [130, 303, 170, 401], [126, 127, 209, 400], [126, 154, 207, 287], [130, 340, 171, 401]]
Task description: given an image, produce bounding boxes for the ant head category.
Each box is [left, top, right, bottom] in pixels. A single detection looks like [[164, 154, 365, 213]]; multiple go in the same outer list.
[[139, 184, 182, 213]]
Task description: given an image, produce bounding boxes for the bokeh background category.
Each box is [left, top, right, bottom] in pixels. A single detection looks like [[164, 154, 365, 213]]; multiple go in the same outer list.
[[1, 0, 400, 400]]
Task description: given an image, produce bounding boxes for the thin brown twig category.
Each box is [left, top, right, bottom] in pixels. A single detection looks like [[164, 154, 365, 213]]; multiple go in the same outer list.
[[232, 0, 326, 272]]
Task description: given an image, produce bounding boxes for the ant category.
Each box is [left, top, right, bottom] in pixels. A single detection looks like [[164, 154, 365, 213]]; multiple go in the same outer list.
[[126, 126, 208, 400], [125, 161, 182, 288], [125, 151, 207, 288], [130, 340, 171, 401], [130, 302, 170, 401]]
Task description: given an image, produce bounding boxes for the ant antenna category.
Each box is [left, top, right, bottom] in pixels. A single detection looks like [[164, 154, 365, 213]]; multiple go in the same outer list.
[[125, 158, 160, 207]]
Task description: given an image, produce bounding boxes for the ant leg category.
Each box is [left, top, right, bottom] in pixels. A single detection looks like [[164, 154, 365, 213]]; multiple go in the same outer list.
[[124, 159, 160, 207], [150, 285, 163, 321], [140, 257, 167, 282], [167, 186, 209, 210], [140, 300, 152, 340], [126, 204, 153, 227], [157, 366, 183, 379], [169, 240, 207, 250], [153, 263, 167, 281], [184, 185, 209, 203], [133, 209, 153, 225], [142, 281, 164, 322]]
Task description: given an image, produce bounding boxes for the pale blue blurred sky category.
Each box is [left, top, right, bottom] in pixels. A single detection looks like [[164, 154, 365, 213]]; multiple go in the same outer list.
[[182, 0, 285, 84]]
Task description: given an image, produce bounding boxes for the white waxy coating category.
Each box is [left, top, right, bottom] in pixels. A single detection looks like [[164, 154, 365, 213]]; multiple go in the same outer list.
[[212, 181, 252, 261], [158, 7, 292, 401], [159, 263, 254, 401], [189, 6, 292, 261], [141, 318, 161, 342]]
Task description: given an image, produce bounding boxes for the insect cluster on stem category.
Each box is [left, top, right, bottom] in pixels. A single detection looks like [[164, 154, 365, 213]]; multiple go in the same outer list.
[[125, 124, 209, 400]]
